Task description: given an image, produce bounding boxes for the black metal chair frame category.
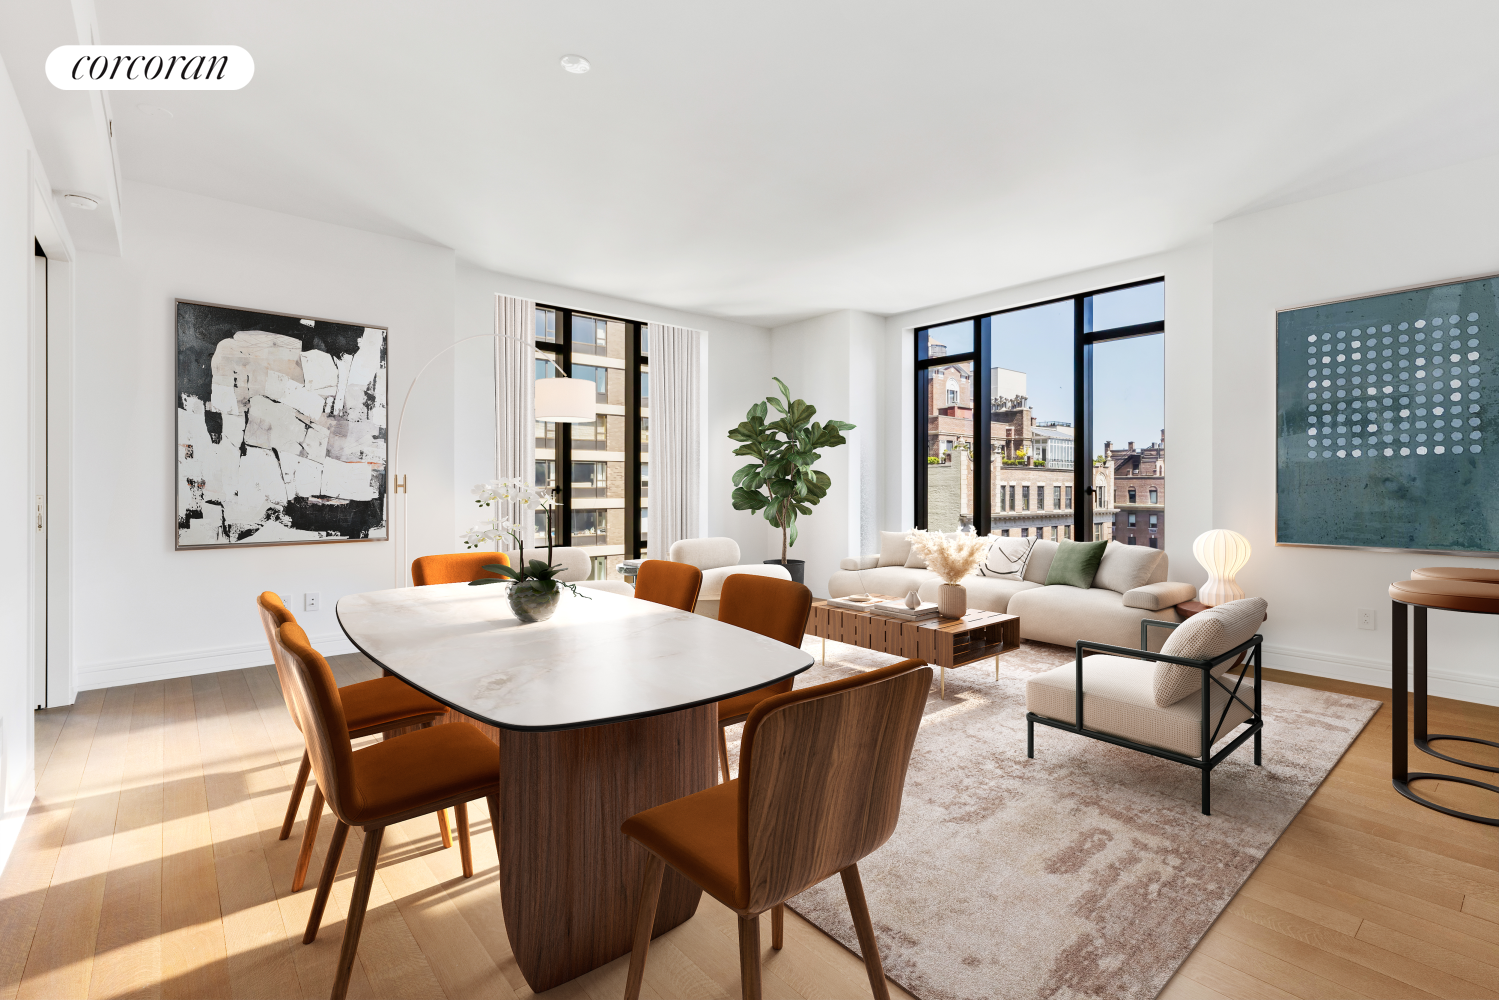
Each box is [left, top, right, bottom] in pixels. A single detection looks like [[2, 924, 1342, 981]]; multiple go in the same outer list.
[[1026, 619, 1264, 815], [1390, 599, 1499, 827]]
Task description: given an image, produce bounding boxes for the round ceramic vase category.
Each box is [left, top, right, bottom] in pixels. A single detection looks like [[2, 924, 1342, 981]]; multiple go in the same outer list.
[[936, 583, 967, 619], [508, 581, 561, 623]]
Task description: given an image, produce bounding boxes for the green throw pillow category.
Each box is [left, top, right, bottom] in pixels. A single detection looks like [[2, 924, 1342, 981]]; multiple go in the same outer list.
[[1044, 539, 1108, 589]]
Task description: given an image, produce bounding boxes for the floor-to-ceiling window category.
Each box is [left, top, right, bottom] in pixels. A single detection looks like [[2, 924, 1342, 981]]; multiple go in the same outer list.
[[534, 305, 648, 579], [915, 278, 1164, 540]]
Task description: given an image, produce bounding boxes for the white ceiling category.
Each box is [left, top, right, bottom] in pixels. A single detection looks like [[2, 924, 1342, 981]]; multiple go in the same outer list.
[[54, 1, 1499, 324]]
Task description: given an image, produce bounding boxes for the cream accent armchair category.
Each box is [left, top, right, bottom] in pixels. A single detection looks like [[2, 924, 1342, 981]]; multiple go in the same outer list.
[[668, 537, 790, 618], [503, 546, 635, 596]]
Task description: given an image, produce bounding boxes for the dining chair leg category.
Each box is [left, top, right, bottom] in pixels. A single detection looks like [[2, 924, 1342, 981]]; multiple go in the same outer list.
[[304, 819, 350, 944], [485, 793, 501, 857], [718, 725, 731, 783], [331, 825, 385, 1000], [455, 802, 473, 878], [840, 863, 890, 1000], [624, 853, 665, 1000], [736, 913, 762, 1000], [771, 903, 784, 950], [280, 751, 311, 840], [292, 785, 325, 892], [436, 808, 454, 849]]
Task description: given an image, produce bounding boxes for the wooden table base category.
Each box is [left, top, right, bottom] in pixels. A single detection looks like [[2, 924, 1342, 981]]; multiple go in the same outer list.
[[497, 704, 718, 991]]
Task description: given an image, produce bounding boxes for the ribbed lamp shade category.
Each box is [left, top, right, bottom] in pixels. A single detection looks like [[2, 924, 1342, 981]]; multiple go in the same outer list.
[[1193, 529, 1251, 607], [534, 377, 596, 423]]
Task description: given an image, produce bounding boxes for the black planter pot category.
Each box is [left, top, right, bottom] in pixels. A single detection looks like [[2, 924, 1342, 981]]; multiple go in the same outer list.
[[765, 558, 806, 584]]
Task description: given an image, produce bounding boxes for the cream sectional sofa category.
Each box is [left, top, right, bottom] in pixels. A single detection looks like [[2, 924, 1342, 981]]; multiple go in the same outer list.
[[830, 536, 1197, 650]]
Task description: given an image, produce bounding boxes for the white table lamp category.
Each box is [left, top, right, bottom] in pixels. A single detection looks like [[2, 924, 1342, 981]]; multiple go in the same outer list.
[[1193, 529, 1251, 606]]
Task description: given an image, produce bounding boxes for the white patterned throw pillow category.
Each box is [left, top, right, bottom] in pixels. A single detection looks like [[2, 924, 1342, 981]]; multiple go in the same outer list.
[[1152, 597, 1268, 707], [980, 535, 1035, 580]]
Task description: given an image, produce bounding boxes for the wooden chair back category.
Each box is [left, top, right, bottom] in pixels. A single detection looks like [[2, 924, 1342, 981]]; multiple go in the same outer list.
[[718, 575, 813, 647], [633, 560, 703, 612], [257, 592, 304, 732], [411, 552, 512, 587], [274, 622, 361, 825], [737, 658, 930, 912]]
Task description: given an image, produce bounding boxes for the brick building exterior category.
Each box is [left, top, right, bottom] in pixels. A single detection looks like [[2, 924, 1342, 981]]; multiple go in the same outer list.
[[1107, 432, 1166, 549]]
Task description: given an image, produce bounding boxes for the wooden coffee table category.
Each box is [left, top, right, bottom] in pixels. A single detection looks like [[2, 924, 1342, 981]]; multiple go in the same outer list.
[[807, 600, 1021, 699]]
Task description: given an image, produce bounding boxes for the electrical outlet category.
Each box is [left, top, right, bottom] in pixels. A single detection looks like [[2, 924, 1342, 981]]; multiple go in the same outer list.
[[304, 592, 321, 613], [280, 594, 293, 609], [1357, 608, 1375, 631]]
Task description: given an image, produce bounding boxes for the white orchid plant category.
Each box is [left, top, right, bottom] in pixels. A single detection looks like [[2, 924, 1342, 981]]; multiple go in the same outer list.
[[460, 478, 588, 598], [907, 529, 989, 586]]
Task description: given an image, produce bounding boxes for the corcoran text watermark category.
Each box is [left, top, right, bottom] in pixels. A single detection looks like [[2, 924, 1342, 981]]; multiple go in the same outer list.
[[46, 46, 254, 90]]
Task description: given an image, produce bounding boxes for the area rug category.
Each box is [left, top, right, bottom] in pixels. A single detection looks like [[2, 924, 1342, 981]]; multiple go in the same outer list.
[[723, 638, 1380, 1000]]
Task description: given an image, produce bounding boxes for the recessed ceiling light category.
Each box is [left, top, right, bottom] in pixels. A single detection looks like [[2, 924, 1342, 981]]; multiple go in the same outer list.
[[560, 54, 590, 74], [61, 193, 98, 210], [137, 103, 174, 119]]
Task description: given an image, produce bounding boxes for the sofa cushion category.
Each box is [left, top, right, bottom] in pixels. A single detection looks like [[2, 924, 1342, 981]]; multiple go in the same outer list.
[[879, 531, 913, 567], [1045, 539, 1108, 589], [980, 535, 1036, 580], [1026, 653, 1254, 757], [1022, 539, 1059, 583], [828, 566, 936, 600], [1153, 597, 1267, 707], [1122, 581, 1197, 611], [918, 576, 1039, 614], [1006, 584, 1181, 650], [1093, 541, 1165, 595]]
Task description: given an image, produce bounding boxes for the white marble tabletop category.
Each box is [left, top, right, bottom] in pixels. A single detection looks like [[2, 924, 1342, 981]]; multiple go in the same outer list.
[[336, 583, 815, 731]]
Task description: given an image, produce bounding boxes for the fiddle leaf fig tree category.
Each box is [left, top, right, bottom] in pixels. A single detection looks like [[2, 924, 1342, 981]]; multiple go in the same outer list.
[[729, 377, 855, 565]]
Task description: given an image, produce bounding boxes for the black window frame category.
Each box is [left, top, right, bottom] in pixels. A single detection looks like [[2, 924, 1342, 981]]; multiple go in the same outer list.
[[914, 276, 1165, 538], [534, 303, 649, 562]]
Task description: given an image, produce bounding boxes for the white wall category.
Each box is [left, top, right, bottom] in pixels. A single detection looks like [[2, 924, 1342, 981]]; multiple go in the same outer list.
[[880, 244, 1216, 594], [0, 52, 43, 875], [1214, 153, 1499, 706], [451, 262, 774, 567], [72, 182, 458, 691], [768, 310, 886, 596]]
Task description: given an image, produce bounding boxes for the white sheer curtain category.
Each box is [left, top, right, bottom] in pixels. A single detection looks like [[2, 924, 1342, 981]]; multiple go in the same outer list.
[[647, 323, 702, 558], [495, 294, 536, 530]]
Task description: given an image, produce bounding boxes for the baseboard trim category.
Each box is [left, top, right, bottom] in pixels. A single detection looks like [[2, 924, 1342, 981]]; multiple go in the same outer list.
[[1264, 643, 1499, 707], [75, 633, 358, 692]]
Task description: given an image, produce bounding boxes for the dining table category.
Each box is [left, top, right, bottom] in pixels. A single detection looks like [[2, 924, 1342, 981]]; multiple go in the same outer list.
[[336, 582, 815, 992]]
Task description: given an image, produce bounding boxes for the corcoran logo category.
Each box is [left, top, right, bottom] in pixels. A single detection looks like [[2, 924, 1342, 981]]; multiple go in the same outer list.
[[46, 45, 253, 90]]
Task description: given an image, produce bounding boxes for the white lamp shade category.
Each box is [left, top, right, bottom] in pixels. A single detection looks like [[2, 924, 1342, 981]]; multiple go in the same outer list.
[[535, 377, 596, 423], [1192, 529, 1251, 607]]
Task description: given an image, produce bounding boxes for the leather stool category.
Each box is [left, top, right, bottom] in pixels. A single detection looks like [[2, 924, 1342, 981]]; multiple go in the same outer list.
[[1388, 569, 1499, 826]]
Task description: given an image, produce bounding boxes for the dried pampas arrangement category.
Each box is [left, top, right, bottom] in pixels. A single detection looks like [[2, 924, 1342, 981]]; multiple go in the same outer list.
[[907, 530, 990, 585]]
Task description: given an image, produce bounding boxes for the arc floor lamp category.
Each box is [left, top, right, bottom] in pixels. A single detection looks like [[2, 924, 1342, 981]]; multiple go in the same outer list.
[[390, 332, 595, 587]]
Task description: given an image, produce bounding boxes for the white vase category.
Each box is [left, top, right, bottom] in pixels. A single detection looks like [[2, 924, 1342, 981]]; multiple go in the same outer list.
[[936, 583, 966, 618]]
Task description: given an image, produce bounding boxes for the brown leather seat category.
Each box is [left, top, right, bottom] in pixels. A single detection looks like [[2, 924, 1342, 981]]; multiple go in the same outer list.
[[256, 592, 452, 891], [1389, 577, 1499, 614], [411, 551, 511, 586], [275, 622, 501, 1000], [622, 658, 931, 1000], [633, 559, 703, 612], [1410, 566, 1499, 585], [713, 574, 814, 781]]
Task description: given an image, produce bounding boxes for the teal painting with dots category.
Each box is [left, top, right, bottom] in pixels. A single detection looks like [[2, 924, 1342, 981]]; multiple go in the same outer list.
[[1277, 275, 1497, 552]]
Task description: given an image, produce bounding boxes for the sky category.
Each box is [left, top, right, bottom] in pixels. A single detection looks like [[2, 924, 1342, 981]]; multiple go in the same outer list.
[[926, 284, 1166, 457]]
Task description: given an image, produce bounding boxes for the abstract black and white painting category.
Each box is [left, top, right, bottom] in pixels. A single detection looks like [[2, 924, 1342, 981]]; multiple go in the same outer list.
[[176, 300, 388, 548]]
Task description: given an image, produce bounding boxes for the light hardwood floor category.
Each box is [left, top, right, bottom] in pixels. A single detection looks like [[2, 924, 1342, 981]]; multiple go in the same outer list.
[[0, 654, 1492, 1000]]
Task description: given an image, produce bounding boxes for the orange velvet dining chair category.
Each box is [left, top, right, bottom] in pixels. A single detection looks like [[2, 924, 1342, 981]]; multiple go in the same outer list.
[[713, 574, 814, 781], [411, 551, 511, 586], [633, 559, 703, 612], [256, 593, 454, 891], [274, 622, 502, 1000], [621, 658, 931, 1000]]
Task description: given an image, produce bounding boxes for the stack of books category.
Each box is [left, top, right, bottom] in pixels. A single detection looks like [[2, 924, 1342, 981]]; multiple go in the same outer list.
[[867, 598, 940, 622]]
